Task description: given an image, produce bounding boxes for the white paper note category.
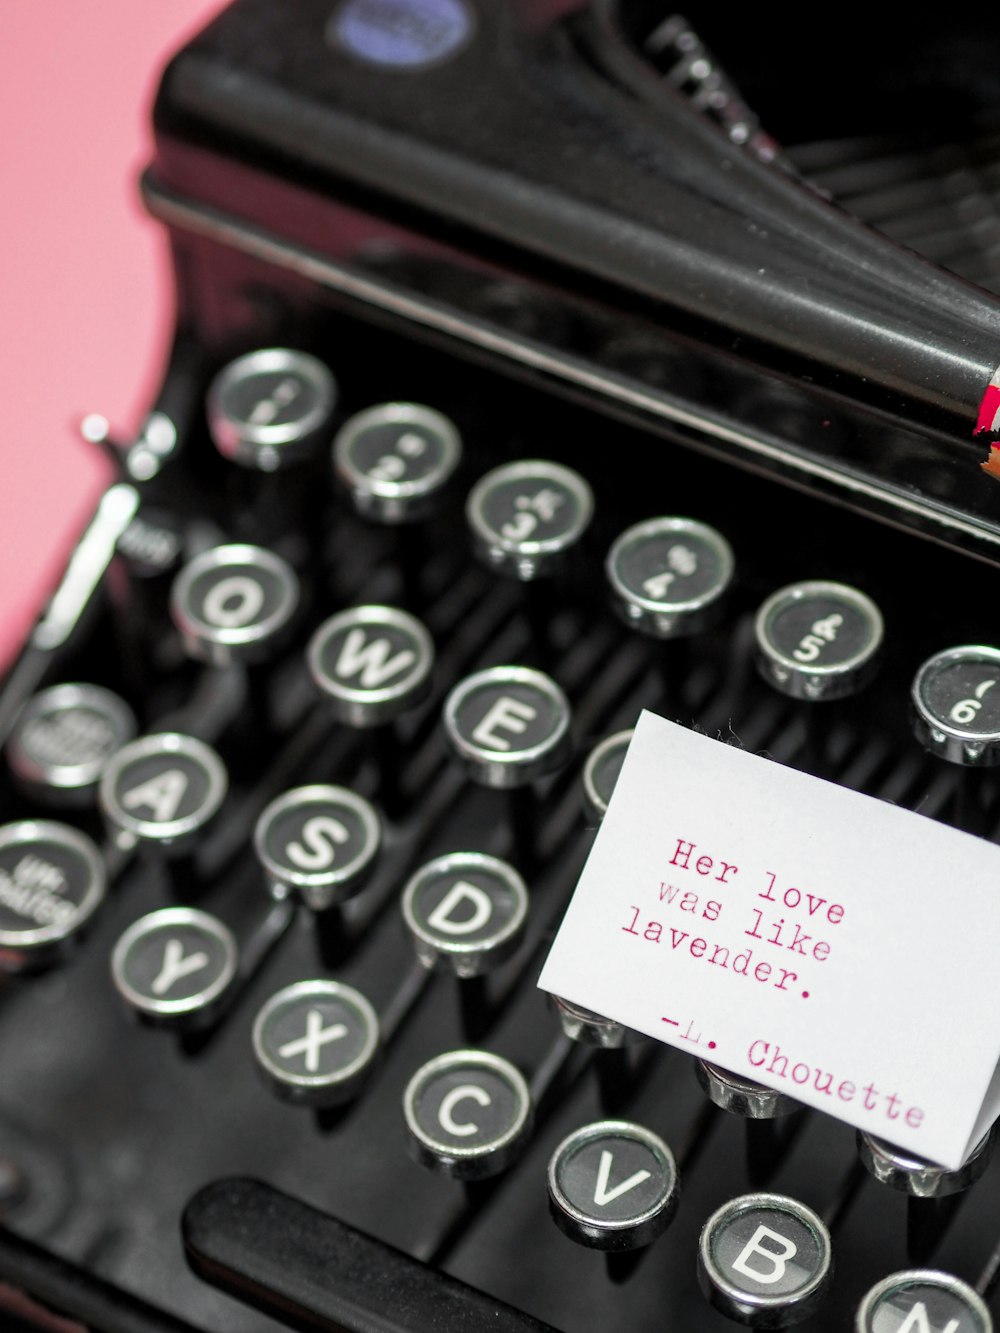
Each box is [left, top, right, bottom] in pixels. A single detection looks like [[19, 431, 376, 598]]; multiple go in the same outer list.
[[538, 711, 1000, 1169]]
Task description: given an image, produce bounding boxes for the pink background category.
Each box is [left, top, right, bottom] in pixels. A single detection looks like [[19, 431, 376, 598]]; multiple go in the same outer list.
[[0, 2, 223, 667]]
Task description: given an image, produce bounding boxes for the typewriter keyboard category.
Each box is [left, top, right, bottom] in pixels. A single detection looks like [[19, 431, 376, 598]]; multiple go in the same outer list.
[[2, 314, 1000, 1332]]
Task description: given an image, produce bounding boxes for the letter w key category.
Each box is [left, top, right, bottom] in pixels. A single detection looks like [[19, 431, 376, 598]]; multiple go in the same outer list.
[[334, 627, 415, 688]]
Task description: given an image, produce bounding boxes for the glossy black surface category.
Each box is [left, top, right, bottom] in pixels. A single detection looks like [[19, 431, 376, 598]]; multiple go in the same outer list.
[[2, 319, 1000, 1330], [146, 0, 1000, 558], [6, 5, 1000, 1330]]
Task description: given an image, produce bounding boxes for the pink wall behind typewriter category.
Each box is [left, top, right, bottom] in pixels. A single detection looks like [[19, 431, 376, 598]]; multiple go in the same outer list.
[[0, 2, 223, 667]]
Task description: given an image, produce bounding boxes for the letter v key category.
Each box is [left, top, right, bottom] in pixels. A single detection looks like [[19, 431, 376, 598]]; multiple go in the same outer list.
[[593, 1149, 651, 1206], [548, 1123, 679, 1249]]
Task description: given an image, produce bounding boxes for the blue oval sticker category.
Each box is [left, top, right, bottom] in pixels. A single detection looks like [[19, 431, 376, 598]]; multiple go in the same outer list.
[[329, 0, 475, 71]]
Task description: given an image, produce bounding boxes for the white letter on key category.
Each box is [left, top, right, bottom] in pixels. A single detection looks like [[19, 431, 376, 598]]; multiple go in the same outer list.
[[151, 938, 210, 995], [471, 698, 536, 751], [426, 882, 492, 936], [731, 1225, 797, 1285], [896, 1304, 959, 1333]]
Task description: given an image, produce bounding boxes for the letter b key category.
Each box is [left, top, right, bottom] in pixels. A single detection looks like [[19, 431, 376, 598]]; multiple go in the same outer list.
[[699, 1193, 832, 1326]]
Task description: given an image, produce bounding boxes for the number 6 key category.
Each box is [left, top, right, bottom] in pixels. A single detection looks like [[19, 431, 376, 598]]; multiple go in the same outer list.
[[912, 645, 1000, 766]]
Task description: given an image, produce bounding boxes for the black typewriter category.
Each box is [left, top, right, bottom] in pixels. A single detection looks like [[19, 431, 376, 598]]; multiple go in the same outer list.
[[5, 3, 1000, 1329]]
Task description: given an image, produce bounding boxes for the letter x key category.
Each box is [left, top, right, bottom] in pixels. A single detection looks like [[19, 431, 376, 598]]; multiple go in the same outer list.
[[252, 980, 379, 1107], [277, 1008, 348, 1073]]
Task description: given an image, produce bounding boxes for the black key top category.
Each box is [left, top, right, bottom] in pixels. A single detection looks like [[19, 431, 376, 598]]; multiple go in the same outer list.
[[307, 604, 434, 728], [547, 1120, 678, 1252], [401, 851, 528, 978], [606, 516, 734, 639], [251, 979, 380, 1107], [170, 544, 300, 668], [207, 348, 338, 471], [7, 682, 136, 806], [253, 784, 381, 911], [856, 1270, 993, 1332], [444, 665, 571, 789], [99, 733, 228, 856], [402, 852, 528, 1041], [182, 1177, 558, 1332], [911, 645, 1000, 766], [333, 402, 462, 524], [466, 459, 592, 668], [403, 1049, 533, 1181], [466, 459, 593, 582], [444, 665, 572, 867], [754, 580, 883, 702], [111, 907, 238, 1030], [698, 1192, 833, 1327], [0, 820, 106, 972]]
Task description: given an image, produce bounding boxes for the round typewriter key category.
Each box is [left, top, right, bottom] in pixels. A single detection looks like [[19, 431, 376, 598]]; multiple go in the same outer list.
[[755, 580, 883, 701], [111, 907, 237, 1028], [606, 517, 734, 639], [403, 1049, 533, 1180], [99, 733, 228, 853], [551, 996, 643, 1049], [547, 1120, 678, 1251], [911, 646, 1000, 766], [0, 821, 106, 972], [207, 348, 337, 471], [698, 1192, 832, 1326], [696, 1062, 800, 1120], [7, 683, 136, 805], [856, 1270, 992, 1332], [307, 605, 434, 728], [402, 852, 527, 978], [252, 979, 379, 1107], [254, 785, 380, 911], [466, 459, 594, 581], [582, 729, 633, 823], [858, 1131, 992, 1198], [443, 666, 571, 789], [170, 544, 299, 667], [333, 403, 462, 524]]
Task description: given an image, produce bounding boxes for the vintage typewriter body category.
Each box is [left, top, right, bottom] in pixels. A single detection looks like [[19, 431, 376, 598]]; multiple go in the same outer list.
[[4, 3, 1000, 1329]]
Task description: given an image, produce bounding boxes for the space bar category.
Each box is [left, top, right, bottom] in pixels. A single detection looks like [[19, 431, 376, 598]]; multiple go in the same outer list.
[[182, 1178, 560, 1333]]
